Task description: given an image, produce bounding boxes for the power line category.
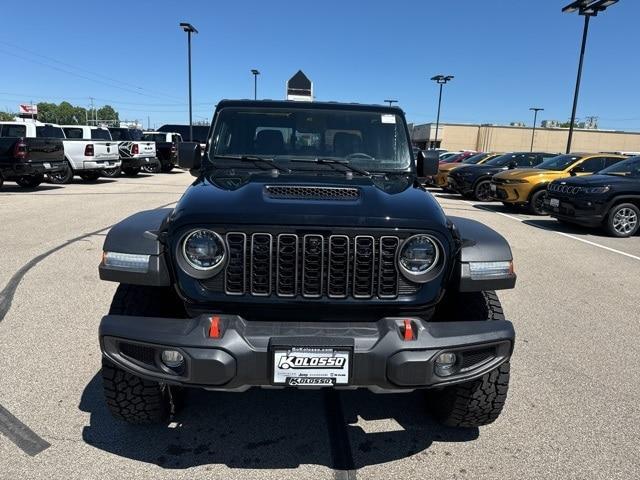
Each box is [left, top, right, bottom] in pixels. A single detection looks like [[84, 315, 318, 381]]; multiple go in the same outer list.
[[0, 40, 183, 101]]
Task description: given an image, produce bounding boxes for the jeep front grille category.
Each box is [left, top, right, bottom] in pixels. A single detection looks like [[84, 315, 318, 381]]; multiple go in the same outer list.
[[208, 232, 421, 300]]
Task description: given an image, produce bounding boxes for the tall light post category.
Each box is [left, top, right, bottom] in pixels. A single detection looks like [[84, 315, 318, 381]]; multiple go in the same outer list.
[[251, 69, 260, 100], [384, 99, 398, 107], [529, 107, 544, 152], [430, 75, 454, 149], [562, 0, 618, 153], [180, 22, 198, 142]]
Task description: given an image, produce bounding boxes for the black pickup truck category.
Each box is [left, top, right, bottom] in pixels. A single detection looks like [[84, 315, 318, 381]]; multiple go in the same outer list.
[[141, 131, 182, 173], [98, 100, 517, 428], [0, 123, 65, 189]]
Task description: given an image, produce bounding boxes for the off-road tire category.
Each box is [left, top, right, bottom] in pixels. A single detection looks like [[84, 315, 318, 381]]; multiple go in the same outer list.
[[528, 189, 549, 215], [605, 203, 639, 238], [101, 284, 186, 424], [16, 175, 43, 188], [101, 167, 121, 177], [102, 359, 171, 424], [47, 161, 74, 184], [122, 166, 141, 177], [428, 291, 511, 427], [79, 171, 101, 182]]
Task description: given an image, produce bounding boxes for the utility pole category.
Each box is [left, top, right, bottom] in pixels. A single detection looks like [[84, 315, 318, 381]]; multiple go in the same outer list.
[[430, 75, 454, 149], [529, 107, 544, 152], [89, 97, 95, 125], [180, 23, 198, 141]]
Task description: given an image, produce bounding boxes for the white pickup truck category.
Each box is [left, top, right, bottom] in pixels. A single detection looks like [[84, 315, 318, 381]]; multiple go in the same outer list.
[[106, 128, 157, 177]]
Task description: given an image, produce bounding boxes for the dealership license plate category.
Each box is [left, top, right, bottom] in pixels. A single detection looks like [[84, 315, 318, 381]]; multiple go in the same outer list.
[[273, 347, 350, 386], [490, 183, 497, 192], [550, 198, 560, 208]]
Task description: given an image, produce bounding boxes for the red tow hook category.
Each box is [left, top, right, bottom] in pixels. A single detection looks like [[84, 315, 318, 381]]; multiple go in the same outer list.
[[402, 319, 415, 341], [208, 316, 221, 338]]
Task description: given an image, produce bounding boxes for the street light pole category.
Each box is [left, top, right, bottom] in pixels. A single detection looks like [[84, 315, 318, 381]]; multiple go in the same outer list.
[[180, 22, 198, 142], [562, 0, 619, 154], [251, 69, 260, 100], [529, 107, 544, 152], [430, 75, 454, 149], [384, 99, 398, 107]]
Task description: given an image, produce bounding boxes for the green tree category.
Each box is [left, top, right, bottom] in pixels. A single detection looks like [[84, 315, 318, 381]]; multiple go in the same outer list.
[[36, 102, 59, 123], [0, 111, 16, 121], [97, 105, 119, 124], [56, 101, 77, 124]]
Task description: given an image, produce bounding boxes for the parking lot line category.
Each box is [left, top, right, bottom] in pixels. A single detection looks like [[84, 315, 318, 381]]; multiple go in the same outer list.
[[0, 403, 50, 456], [467, 202, 640, 262]]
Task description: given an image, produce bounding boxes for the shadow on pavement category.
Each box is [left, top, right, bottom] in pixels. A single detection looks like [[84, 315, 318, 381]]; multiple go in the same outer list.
[[80, 373, 478, 470]]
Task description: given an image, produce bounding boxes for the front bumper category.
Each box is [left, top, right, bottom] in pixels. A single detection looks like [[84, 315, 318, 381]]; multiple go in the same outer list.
[[490, 182, 529, 203], [544, 195, 607, 226], [100, 314, 514, 392]]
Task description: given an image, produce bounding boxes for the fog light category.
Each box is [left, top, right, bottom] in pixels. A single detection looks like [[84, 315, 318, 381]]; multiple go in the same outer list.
[[434, 352, 457, 377], [161, 350, 185, 369]]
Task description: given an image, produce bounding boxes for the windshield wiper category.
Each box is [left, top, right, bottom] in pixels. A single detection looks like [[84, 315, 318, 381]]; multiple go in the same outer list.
[[291, 157, 371, 177], [214, 154, 291, 173]]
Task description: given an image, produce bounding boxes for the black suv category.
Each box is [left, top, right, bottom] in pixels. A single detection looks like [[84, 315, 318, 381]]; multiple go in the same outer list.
[[546, 156, 640, 237], [448, 152, 557, 201], [98, 100, 517, 428]]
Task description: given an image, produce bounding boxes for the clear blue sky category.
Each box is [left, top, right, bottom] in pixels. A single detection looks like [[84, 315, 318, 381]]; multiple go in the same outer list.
[[1, 0, 638, 130]]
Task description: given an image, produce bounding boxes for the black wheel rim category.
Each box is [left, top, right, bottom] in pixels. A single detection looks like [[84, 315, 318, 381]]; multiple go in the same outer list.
[[476, 182, 492, 202], [533, 191, 548, 214]]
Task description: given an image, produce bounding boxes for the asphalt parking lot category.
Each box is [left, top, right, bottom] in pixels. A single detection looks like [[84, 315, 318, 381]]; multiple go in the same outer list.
[[1, 173, 638, 480]]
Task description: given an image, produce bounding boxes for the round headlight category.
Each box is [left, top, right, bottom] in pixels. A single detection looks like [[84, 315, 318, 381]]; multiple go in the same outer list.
[[182, 229, 226, 272], [398, 234, 440, 282]]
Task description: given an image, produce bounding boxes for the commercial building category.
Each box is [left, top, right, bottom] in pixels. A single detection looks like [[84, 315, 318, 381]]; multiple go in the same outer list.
[[409, 122, 640, 154]]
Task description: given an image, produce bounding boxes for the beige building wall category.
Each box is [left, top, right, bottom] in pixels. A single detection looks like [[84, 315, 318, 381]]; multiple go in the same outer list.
[[412, 123, 640, 154]]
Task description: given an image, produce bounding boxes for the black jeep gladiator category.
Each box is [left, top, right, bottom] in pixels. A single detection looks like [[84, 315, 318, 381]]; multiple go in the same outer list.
[[0, 124, 65, 189], [98, 100, 517, 427]]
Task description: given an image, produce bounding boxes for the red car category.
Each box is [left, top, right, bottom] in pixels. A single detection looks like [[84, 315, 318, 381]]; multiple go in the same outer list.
[[439, 151, 478, 165]]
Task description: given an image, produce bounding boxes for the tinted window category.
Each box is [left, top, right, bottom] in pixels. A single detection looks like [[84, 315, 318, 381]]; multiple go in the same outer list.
[[604, 157, 625, 168], [1, 124, 27, 137], [36, 125, 65, 139], [462, 152, 489, 164], [578, 157, 606, 173], [63, 127, 84, 139], [91, 128, 112, 140], [109, 128, 130, 141], [142, 133, 167, 142], [172, 134, 182, 143], [536, 154, 583, 171], [515, 154, 536, 166]]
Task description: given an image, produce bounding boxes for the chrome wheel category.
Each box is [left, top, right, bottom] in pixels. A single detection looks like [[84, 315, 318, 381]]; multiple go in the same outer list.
[[613, 207, 638, 236]]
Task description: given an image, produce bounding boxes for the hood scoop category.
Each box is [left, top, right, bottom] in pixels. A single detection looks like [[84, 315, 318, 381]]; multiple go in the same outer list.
[[264, 185, 360, 201]]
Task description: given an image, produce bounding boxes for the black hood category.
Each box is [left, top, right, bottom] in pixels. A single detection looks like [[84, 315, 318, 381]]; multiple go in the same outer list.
[[167, 171, 449, 233]]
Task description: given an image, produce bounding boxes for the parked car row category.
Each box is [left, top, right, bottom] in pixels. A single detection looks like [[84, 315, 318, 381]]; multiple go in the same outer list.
[[429, 149, 639, 237], [0, 120, 183, 189]]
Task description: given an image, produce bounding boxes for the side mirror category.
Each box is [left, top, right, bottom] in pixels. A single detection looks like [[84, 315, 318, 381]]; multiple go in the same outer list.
[[570, 165, 584, 176], [416, 150, 439, 178], [178, 142, 202, 174]]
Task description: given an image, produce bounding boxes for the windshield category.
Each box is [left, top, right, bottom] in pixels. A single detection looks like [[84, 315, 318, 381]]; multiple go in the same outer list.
[[536, 154, 583, 171], [142, 133, 166, 142], [599, 156, 640, 177], [484, 153, 521, 167], [109, 128, 142, 141], [209, 107, 412, 172], [462, 152, 490, 164]]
